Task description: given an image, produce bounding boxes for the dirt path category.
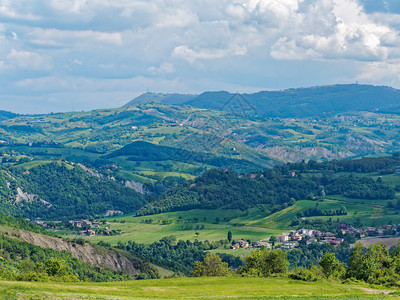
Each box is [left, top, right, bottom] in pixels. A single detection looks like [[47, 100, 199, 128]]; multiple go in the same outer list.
[[358, 287, 394, 295]]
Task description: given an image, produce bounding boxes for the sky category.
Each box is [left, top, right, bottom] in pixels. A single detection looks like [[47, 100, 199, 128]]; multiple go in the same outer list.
[[1, 0, 400, 114]]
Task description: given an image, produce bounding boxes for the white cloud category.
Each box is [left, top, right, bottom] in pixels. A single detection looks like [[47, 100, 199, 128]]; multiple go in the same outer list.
[[269, 0, 395, 61], [148, 63, 175, 75], [50, 0, 89, 15], [6, 49, 52, 71], [28, 28, 123, 47], [0, 0, 40, 20], [1, 0, 400, 113], [172, 45, 247, 63], [357, 60, 400, 84]]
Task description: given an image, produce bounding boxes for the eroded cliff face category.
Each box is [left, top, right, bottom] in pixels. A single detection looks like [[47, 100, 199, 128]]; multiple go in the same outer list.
[[125, 180, 148, 194], [8, 229, 139, 276], [260, 145, 352, 163]]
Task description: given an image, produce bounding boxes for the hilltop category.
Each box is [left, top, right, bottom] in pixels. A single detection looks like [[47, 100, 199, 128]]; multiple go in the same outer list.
[[125, 92, 196, 106], [0, 110, 18, 121]]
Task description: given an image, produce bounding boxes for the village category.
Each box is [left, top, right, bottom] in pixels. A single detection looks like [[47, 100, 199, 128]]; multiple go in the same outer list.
[[230, 223, 399, 250], [32, 219, 121, 237]]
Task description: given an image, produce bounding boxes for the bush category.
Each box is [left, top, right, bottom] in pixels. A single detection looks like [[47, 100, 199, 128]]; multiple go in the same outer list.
[[289, 266, 322, 282]]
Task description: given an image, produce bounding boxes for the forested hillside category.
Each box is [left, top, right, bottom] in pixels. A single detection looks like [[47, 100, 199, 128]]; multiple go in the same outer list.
[[137, 157, 395, 216], [0, 163, 145, 220]]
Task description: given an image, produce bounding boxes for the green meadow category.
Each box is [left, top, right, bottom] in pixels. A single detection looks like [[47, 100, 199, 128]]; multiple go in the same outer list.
[[81, 209, 283, 245], [80, 189, 400, 246], [0, 277, 397, 299]]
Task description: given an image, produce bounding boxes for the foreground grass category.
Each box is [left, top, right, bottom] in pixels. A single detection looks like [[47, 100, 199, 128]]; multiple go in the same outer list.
[[0, 277, 397, 299]]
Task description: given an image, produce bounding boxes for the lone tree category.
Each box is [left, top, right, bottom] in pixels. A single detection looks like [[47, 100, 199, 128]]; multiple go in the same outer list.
[[227, 231, 232, 243], [269, 236, 277, 248], [191, 253, 233, 277], [241, 248, 289, 277], [319, 252, 344, 279]]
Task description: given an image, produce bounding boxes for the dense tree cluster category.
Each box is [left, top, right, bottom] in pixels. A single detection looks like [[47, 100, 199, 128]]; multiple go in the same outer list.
[[116, 236, 239, 276], [287, 241, 351, 269], [298, 206, 347, 218], [191, 253, 233, 277], [285, 154, 400, 174], [192, 241, 400, 287], [238, 248, 289, 277]]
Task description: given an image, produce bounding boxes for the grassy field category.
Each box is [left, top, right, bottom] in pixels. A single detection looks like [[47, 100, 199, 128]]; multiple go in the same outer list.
[[250, 195, 400, 229], [0, 277, 397, 299], [77, 189, 400, 246], [79, 209, 283, 245]]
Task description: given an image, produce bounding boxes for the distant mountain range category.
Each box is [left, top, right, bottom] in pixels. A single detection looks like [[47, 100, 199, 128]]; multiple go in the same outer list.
[[126, 84, 400, 117]]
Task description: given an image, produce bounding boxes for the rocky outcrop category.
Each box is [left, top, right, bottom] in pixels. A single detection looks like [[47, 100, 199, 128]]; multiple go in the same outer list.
[[14, 230, 139, 276], [260, 145, 352, 163], [77, 163, 102, 178], [125, 180, 148, 194], [15, 187, 52, 208]]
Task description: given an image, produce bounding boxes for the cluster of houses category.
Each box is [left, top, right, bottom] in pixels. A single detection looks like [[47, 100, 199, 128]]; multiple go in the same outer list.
[[69, 219, 101, 228], [364, 225, 395, 236], [230, 223, 400, 251], [231, 239, 272, 250], [231, 228, 346, 251], [69, 219, 111, 236], [277, 228, 345, 247]]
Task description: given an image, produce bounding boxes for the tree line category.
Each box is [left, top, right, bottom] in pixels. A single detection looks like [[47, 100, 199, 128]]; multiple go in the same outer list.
[[192, 242, 400, 286]]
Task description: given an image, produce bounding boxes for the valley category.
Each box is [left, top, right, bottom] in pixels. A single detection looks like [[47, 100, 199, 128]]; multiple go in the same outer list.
[[2, 85, 400, 298]]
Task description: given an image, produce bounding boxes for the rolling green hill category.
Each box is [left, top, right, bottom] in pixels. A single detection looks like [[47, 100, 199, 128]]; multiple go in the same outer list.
[[105, 140, 261, 173], [138, 158, 395, 216], [75, 155, 400, 248], [2, 85, 400, 185]]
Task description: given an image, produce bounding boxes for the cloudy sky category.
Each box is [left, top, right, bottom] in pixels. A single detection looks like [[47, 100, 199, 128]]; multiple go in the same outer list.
[[1, 0, 400, 114]]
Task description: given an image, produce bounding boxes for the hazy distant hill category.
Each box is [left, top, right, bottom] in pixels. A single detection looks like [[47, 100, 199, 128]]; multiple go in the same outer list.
[[125, 92, 197, 106], [185, 84, 400, 117], [0, 110, 17, 121]]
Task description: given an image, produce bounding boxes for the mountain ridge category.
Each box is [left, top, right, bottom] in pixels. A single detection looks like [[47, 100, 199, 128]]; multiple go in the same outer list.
[[184, 84, 400, 117], [125, 84, 400, 118]]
